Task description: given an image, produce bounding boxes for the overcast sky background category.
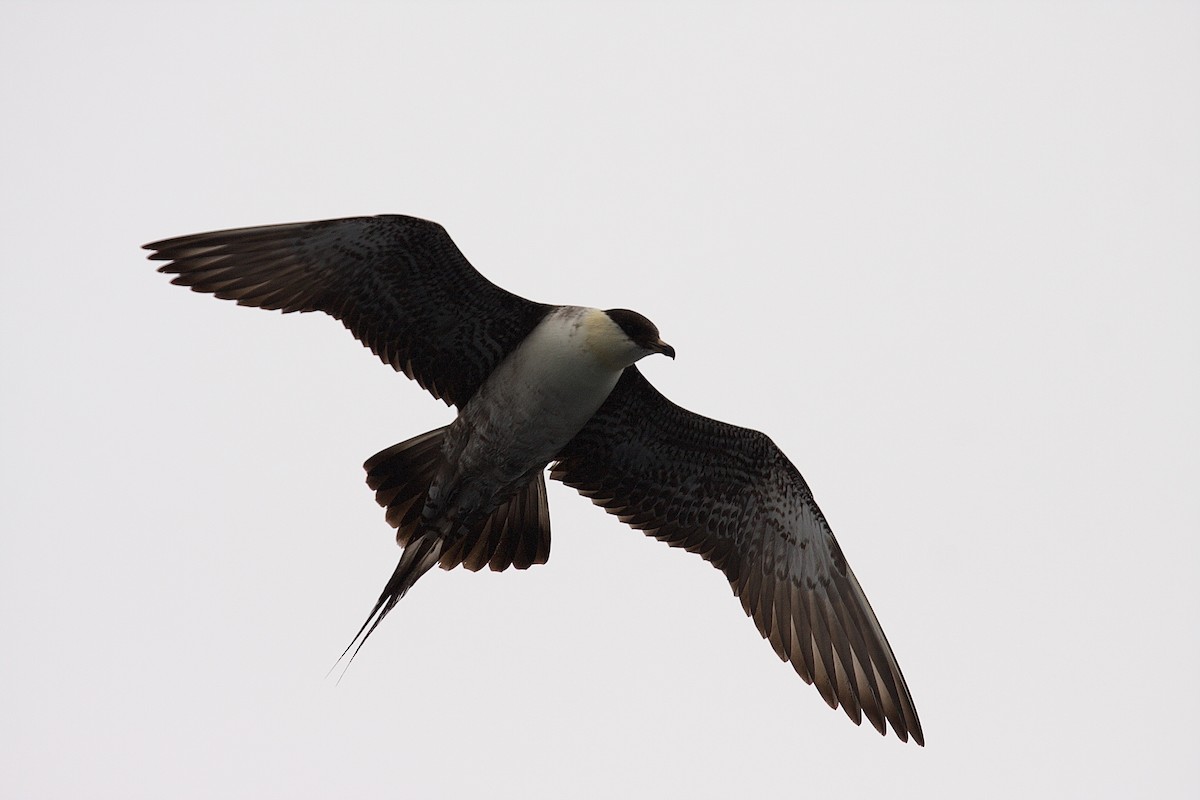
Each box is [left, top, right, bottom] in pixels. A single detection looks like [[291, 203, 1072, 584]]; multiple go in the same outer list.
[[2, 2, 1198, 798]]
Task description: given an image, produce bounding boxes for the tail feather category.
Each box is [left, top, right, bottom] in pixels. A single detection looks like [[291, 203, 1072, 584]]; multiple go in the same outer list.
[[513, 476, 550, 570], [454, 473, 551, 572], [335, 534, 444, 674], [365, 427, 448, 546], [366, 428, 552, 573], [489, 495, 520, 571], [335, 427, 554, 677]]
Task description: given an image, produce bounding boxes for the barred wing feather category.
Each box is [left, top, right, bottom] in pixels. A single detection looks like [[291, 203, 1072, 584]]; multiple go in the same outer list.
[[552, 367, 924, 745]]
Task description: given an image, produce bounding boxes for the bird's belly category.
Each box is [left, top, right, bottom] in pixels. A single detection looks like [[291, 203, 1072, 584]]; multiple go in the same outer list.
[[429, 317, 625, 529], [462, 343, 622, 473]]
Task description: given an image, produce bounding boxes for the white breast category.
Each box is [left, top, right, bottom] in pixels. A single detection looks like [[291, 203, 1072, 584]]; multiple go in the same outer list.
[[475, 306, 628, 455], [432, 306, 641, 526], [446, 304, 638, 474]]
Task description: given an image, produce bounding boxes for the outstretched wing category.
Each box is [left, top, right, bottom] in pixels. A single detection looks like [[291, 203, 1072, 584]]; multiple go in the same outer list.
[[551, 367, 924, 745], [145, 215, 551, 408]]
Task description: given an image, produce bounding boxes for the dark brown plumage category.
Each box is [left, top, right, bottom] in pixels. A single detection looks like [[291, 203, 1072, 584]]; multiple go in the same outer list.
[[554, 368, 923, 743], [146, 214, 923, 745], [148, 215, 549, 408]]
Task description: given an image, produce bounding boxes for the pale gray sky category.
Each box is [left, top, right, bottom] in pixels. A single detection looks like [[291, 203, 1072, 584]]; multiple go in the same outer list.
[[2, 2, 1198, 798]]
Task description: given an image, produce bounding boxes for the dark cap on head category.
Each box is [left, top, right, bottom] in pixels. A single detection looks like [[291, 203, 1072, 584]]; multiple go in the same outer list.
[[604, 308, 675, 359]]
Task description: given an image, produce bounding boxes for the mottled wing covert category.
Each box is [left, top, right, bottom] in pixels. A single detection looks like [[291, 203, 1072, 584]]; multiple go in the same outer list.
[[552, 367, 924, 745], [145, 215, 551, 408]]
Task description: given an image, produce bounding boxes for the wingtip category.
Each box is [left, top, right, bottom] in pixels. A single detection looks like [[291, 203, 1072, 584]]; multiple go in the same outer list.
[[884, 716, 924, 746]]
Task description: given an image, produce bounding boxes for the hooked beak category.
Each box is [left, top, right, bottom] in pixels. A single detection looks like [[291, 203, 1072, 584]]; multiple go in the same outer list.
[[654, 339, 676, 360]]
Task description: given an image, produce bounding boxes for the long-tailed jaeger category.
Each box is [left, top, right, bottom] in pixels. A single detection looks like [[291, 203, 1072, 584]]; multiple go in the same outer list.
[[146, 214, 923, 745]]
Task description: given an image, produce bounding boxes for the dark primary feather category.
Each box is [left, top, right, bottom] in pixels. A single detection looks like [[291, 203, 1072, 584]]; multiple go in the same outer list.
[[552, 367, 924, 745], [144, 215, 551, 408]]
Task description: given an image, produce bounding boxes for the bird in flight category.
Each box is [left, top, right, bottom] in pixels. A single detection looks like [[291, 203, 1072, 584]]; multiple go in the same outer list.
[[146, 214, 923, 745]]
